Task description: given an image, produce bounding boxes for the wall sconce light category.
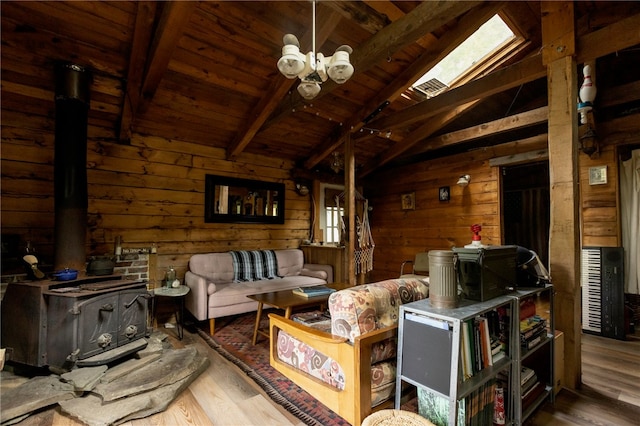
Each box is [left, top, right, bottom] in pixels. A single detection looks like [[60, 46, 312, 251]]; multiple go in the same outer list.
[[457, 175, 471, 187]]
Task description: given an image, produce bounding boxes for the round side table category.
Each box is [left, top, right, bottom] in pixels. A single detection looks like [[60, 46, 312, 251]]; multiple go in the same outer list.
[[152, 286, 190, 340]]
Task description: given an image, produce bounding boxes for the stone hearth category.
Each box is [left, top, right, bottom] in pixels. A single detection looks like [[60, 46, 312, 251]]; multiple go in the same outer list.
[[0, 332, 209, 425]]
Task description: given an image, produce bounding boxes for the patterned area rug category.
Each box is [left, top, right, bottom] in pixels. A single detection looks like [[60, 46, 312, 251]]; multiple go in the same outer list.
[[196, 311, 351, 426]]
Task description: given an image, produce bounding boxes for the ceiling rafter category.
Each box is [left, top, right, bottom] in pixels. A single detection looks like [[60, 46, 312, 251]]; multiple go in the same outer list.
[[138, 1, 197, 114], [303, 1, 504, 170], [402, 105, 549, 158], [118, 1, 157, 143], [265, 0, 481, 133], [226, 8, 342, 160], [370, 53, 547, 132]]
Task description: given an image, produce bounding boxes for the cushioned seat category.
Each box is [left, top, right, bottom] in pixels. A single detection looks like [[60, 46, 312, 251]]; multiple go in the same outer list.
[[270, 278, 429, 426]]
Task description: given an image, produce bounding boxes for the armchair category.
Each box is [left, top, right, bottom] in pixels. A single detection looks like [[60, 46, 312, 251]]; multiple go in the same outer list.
[[269, 278, 429, 426], [400, 252, 430, 281]]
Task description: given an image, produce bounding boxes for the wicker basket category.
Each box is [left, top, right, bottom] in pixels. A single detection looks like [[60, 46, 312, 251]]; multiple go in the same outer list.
[[362, 409, 435, 426]]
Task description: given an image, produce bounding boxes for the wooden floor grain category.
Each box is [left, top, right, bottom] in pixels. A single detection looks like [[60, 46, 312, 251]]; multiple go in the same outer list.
[[7, 324, 640, 426]]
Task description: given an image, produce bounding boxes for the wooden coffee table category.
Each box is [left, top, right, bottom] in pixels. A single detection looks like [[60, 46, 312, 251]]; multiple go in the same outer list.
[[247, 282, 349, 345]]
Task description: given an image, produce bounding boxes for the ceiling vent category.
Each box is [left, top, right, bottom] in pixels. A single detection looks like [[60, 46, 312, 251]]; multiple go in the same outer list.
[[414, 78, 448, 98]]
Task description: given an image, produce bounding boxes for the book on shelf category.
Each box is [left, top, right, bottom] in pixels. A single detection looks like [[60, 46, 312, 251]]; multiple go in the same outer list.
[[292, 311, 331, 324], [291, 285, 336, 298], [522, 381, 546, 409], [520, 366, 535, 387], [521, 372, 539, 394], [292, 311, 332, 331], [492, 350, 506, 364], [520, 319, 547, 341]]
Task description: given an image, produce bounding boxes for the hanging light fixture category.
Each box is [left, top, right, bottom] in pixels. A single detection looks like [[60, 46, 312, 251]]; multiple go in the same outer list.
[[277, 0, 354, 100], [330, 151, 344, 173]]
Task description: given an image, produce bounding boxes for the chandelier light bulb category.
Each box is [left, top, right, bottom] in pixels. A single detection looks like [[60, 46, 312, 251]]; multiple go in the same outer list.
[[298, 81, 321, 100], [328, 47, 354, 83], [277, 35, 304, 77]]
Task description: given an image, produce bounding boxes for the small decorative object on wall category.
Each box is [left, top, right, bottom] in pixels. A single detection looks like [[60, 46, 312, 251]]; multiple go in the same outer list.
[[401, 192, 415, 210], [439, 186, 450, 202], [589, 165, 607, 185]]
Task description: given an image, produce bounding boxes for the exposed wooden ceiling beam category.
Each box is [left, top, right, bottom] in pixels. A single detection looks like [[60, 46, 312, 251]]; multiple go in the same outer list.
[[404, 105, 549, 157], [302, 1, 499, 170], [266, 0, 480, 132], [576, 12, 640, 63], [138, 1, 197, 114], [370, 53, 547, 131], [226, 8, 342, 160], [358, 100, 482, 177], [324, 1, 389, 34], [118, 1, 157, 143]]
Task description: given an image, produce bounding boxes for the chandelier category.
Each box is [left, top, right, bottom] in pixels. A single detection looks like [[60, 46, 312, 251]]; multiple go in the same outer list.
[[277, 0, 354, 100]]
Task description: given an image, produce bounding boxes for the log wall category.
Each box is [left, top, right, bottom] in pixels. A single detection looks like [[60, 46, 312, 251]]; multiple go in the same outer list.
[[366, 112, 640, 283], [1, 123, 309, 285]]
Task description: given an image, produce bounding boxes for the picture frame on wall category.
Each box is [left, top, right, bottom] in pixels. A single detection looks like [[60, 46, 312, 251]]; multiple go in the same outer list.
[[401, 192, 415, 210], [589, 165, 607, 185], [439, 186, 450, 202]]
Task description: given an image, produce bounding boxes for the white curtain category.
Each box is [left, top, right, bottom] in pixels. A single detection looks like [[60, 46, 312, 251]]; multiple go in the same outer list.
[[620, 149, 640, 294]]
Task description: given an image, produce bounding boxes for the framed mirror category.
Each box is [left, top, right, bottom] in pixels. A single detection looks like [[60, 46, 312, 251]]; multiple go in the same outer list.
[[205, 174, 285, 224]]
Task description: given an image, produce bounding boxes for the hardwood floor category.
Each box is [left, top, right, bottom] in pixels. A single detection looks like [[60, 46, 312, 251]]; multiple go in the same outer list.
[[6, 325, 640, 426]]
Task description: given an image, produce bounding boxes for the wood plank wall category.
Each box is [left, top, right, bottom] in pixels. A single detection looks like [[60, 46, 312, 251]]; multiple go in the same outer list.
[[2, 105, 638, 287], [1, 125, 310, 285], [366, 111, 640, 283]]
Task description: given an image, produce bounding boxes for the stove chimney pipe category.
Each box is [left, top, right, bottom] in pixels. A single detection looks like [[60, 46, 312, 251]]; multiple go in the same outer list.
[[54, 63, 91, 271]]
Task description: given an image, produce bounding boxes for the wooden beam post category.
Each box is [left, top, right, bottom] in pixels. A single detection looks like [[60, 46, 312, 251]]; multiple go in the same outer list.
[[345, 136, 356, 286], [542, 1, 581, 390]]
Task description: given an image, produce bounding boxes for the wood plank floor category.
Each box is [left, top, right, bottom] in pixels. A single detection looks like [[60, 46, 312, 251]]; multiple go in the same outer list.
[[7, 324, 640, 426]]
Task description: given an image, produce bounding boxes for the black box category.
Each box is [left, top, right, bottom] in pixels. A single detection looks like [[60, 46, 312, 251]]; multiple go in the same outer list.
[[453, 245, 517, 301]]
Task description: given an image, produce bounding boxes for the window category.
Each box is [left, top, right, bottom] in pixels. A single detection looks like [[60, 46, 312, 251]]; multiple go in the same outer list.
[[320, 184, 344, 245], [325, 205, 343, 244], [412, 14, 516, 97]]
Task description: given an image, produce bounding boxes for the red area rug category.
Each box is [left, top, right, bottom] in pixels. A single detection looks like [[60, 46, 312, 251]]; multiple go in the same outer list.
[[196, 311, 350, 426]]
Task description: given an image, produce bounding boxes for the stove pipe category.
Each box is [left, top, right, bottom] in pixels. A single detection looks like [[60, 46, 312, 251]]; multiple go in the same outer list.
[[54, 63, 91, 271]]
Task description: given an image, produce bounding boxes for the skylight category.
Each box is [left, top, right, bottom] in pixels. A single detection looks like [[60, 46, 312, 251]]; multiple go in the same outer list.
[[413, 15, 515, 97]]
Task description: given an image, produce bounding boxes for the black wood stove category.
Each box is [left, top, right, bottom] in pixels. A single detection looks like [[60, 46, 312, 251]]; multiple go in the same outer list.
[[1, 276, 150, 370]]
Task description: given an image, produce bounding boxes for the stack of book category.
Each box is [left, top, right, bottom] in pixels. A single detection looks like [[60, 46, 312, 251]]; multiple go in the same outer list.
[[519, 296, 548, 351], [520, 314, 547, 350], [521, 366, 545, 410], [292, 285, 336, 298], [292, 311, 332, 331]]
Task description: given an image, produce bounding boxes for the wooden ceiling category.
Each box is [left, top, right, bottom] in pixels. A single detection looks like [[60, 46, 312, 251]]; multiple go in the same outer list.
[[2, 1, 639, 179]]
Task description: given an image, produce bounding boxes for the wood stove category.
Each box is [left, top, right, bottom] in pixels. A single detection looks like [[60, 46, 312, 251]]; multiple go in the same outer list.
[[1, 276, 150, 370]]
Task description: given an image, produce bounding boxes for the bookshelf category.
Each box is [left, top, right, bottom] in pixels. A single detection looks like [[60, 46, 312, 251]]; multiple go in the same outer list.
[[510, 286, 555, 424], [395, 286, 554, 426], [395, 295, 517, 426]]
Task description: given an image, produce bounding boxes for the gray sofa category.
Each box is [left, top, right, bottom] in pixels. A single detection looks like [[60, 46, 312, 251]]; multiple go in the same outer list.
[[184, 248, 333, 335]]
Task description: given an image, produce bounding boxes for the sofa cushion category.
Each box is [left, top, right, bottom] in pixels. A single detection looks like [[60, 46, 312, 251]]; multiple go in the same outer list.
[[275, 249, 304, 277], [189, 253, 235, 284], [208, 275, 328, 308], [329, 278, 429, 343]]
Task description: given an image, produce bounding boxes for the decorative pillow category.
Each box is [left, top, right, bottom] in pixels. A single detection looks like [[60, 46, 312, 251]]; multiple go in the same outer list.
[[230, 250, 279, 282]]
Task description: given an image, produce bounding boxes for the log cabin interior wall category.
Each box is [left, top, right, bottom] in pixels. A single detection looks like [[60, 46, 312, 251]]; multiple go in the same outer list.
[[1, 127, 308, 284], [2, 0, 640, 392]]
